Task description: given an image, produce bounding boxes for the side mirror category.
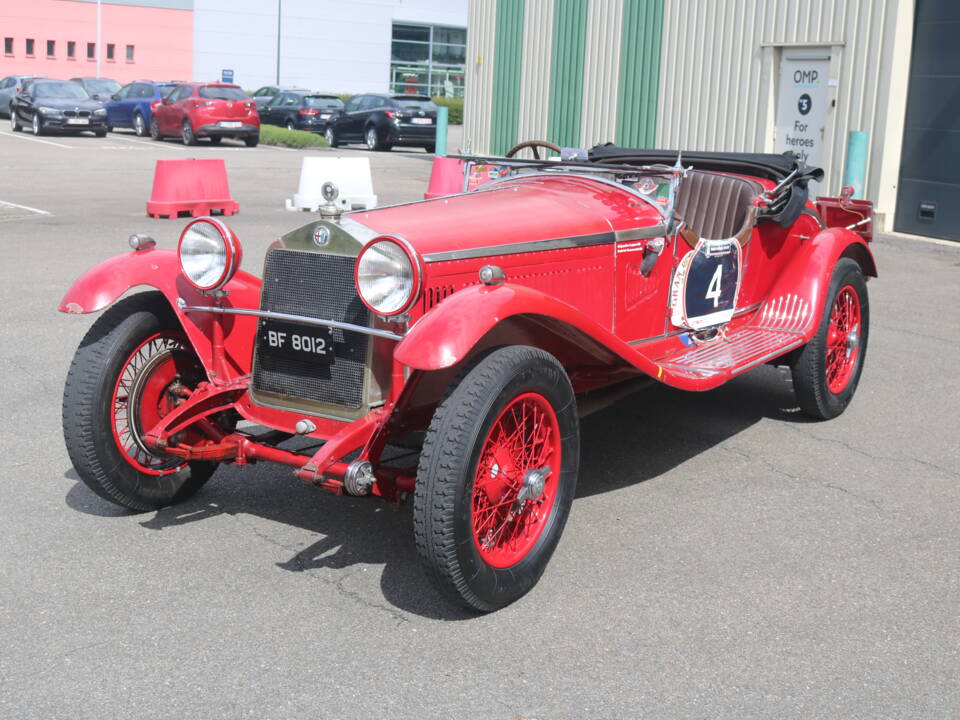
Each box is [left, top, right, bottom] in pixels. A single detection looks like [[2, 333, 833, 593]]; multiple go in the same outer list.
[[111, 94, 120, 101]]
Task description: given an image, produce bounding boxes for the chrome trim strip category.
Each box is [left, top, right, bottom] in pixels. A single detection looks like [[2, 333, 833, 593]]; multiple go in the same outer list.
[[422, 231, 617, 263], [614, 225, 667, 242], [176, 300, 404, 341]]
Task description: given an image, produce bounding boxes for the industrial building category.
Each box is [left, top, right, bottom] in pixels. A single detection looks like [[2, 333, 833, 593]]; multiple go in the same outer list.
[[463, 0, 958, 240], [1, 0, 467, 96]]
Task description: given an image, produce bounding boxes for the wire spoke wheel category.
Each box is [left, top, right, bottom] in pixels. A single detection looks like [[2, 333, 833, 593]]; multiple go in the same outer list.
[[471, 393, 560, 568], [825, 285, 861, 393]]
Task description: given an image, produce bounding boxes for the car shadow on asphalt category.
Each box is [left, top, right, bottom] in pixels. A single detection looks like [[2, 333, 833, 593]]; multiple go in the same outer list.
[[63, 364, 812, 621]]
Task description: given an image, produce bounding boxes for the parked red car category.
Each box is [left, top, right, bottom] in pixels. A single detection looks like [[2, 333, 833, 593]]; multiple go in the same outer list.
[[150, 83, 259, 146], [59, 145, 876, 612]]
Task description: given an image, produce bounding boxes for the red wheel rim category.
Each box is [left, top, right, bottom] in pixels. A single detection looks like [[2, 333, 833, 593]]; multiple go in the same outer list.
[[825, 285, 862, 394], [471, 392, 561, 568], [110, 333, 199, 475]]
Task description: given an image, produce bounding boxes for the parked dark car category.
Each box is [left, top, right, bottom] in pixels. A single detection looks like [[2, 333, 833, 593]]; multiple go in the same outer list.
[[325, 93, 436, 152], [259, 91, 343, 132], [249, 85, 309, 111], [70, 77, 122, 102], [10, 80, 107, 136], [0, 75, 46, 118], [151, 82, 259, 146], [104, 80, 178, 136]]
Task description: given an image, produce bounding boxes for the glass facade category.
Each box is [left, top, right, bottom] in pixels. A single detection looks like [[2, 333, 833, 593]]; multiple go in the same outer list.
[[390, 23, 465, 98]]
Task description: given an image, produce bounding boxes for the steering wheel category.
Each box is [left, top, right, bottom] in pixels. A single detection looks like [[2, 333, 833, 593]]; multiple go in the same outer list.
[[505, 140, 562, 160]]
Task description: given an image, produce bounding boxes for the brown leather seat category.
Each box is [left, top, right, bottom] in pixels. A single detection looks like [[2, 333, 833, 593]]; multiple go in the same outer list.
[[675, 170, 761, 247]]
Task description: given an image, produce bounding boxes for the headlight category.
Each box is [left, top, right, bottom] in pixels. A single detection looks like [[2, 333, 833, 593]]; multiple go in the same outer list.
[[93, 108, 107, 116], [355, 237, 420, 316], [177, 217, 242, 292], [38, 106, 61, 115]]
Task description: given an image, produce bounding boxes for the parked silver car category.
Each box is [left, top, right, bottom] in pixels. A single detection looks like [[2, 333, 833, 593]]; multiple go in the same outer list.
[[0, 75, 45, 118]]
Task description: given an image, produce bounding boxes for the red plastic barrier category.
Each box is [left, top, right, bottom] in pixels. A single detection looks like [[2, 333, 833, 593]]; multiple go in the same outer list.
[[423, 157, 466, 199], [146, 158, 239, 219]]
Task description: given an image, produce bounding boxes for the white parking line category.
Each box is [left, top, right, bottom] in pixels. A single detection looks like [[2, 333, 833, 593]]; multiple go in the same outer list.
[[104, 134, 190, 151], [0, 199, 51, 215], [0, 130, 75, 149]]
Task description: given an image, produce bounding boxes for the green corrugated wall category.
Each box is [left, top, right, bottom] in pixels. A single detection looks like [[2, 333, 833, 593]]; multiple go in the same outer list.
[[490, 0, 526, 155], [547, 0, 588, 147], [616, 0, 664, 147], [485, 0, 664, 152]]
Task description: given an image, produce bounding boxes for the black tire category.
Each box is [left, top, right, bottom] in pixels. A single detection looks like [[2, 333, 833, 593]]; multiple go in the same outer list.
[[244, 134, 259, 147], [94, 130, 107, 138], [791, 258, 869, 420], [149, 116, 162, 141], [285, 119, 296, 131], [10, 107, 22, 132], [62, 292, 217, 512], [132, 112, 146, 137], [106, 125, 114, 133], [31, 112, 43, 136], [424, 144, 436, 153], [414, 346, 580, 612], [365, 125, 390, 151], [324, 125, 339, 147], [181, 119, 197, 146], [208, 136, 222, 145]]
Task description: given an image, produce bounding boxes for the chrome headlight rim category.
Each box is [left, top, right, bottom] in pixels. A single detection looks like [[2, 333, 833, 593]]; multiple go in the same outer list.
[[177, 217, 242, 292], [355, 235, 422, 317]]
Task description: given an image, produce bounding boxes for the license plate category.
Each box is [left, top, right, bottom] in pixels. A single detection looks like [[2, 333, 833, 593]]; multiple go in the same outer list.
[[319, 113, 330, 120], [259, 320, 335, 365], [219, 121, 242, 128], [67, 118, 89, 125], [410, 117, 432, 125]]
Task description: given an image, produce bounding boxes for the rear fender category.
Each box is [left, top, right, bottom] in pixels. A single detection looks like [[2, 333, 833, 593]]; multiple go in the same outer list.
[[766, 227, 877, 340], [59, 248, 262, 379], [394, 283, 662, 378]]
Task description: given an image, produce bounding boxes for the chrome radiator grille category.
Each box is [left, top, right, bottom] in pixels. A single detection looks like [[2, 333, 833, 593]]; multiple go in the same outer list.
[[251, 248, 370, 409]]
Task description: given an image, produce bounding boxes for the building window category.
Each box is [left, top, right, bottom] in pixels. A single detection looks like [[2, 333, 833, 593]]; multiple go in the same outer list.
[[106, 43, 115, 61], [25, 38, 35, 56], [47, 40, 55, 57], [390, 23, 466, 98], [67, 41, 76, 58], [87, 42, 95, 59], [126, 45, 134, 62], [3, 38, 12, 55]]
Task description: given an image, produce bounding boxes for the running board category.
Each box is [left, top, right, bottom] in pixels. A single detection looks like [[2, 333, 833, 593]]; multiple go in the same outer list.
[[657, 327, 805, 380]]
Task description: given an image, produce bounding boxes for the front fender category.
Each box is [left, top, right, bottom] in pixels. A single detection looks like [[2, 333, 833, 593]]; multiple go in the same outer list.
[[765, 228, 877, 340], [59, 248, 262, 379], [395, 283, 663, 377]]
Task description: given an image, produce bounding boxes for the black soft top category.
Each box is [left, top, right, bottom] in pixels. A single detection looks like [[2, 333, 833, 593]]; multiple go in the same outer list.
[[589, 143, 824, 226], [589, 143, 824, 184]]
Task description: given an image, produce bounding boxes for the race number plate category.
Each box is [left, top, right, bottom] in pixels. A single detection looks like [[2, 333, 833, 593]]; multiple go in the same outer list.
[[259, 320, 335, 365], [218, 121, 242, 128], [670, 239, 742, 330], [67, 118, 89, 125]]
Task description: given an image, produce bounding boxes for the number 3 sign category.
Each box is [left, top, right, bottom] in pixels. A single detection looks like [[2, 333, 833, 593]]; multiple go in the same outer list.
[[670, 239, 742, 330]]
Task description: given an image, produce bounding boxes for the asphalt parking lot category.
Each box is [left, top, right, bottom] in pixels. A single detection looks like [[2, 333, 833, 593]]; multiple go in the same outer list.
[[0, 126, 958, 719]]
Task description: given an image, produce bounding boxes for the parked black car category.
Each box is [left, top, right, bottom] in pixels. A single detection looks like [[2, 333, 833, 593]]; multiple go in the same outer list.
[[10, 80, 108, 136], [0, 75, 46, 118], [249, 85, 309, 111], [70, 77, 122, 102], [325, 93, 437, 152], [259, 91, 343, 132]]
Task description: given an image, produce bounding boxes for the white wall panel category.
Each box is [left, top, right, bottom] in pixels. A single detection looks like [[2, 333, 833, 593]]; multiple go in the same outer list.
[[462, 0, 496, 154], [517, 0, 554, 145], [580, 0, 622, 148]]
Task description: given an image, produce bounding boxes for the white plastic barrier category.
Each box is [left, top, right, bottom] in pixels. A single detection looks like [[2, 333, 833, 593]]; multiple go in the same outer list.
[[285, 156, 378, 212]]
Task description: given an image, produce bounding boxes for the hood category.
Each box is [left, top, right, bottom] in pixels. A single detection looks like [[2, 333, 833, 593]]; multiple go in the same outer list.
[[38, 98, 104, 111], [349, 174, 664, 260]]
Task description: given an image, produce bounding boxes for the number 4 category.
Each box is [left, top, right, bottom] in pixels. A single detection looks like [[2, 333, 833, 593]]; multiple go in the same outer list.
[[705, 264, 723, 308]]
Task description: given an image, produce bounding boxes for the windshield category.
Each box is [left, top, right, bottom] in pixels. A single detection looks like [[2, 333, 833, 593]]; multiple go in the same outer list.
[[198, 86, 248, 101], [304, 96, 343, 110], [391, 96, 436, 111], [35, 83, 89, 100], [85, 79, 120, 94]]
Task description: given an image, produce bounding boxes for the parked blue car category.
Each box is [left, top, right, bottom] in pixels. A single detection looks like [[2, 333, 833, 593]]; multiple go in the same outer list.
[[104, 81, 178, 136]]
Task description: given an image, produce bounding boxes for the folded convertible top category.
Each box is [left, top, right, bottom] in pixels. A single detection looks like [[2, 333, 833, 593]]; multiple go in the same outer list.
[[589, 143, 825, 226]]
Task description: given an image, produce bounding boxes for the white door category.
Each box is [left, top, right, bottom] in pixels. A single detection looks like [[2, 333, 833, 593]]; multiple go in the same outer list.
[[775, 50, 830, 195]]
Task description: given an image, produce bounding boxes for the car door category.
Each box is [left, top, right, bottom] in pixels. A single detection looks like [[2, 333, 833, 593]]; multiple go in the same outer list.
[[156, 85, 185, 134], [108, 83, 133, 127], [337, 95, 365, 139], [0, 77, 14, 115]]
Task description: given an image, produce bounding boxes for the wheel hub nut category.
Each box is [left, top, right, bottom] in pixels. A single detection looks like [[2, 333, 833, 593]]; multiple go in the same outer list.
[[517, 466, 551, 505]]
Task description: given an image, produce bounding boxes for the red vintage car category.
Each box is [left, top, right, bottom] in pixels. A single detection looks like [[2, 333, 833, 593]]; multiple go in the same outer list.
[[59, 145, 876, 611]]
